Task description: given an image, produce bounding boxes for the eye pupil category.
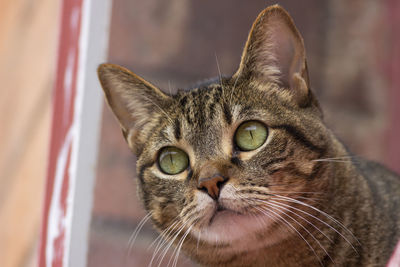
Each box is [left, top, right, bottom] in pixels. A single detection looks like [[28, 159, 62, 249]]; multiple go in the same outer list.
[[249, 130, 254, 139], [235, 121, 268, 151], [158, 147, 189, 175]]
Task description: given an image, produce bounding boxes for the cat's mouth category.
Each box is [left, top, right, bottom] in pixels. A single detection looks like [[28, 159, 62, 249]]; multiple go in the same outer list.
[[191, 186, 278, 245], [193, 200, 275, 245], [208, 205, 243, 225]]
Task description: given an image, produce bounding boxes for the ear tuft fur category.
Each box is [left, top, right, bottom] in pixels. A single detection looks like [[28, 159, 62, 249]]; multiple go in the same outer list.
[[234, 5, 312, 107], [97, 63, 172, 148]]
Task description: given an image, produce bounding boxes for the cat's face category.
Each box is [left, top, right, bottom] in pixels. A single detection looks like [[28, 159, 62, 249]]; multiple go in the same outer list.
[[134, 79, 328, 246], [98, 4, 333, 263]]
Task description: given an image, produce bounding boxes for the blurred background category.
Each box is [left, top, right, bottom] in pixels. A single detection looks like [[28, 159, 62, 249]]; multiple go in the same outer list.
[[0, 0, 399, 266]]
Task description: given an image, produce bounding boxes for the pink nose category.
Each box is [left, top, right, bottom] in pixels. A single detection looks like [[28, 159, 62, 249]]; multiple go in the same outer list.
[[197, 175, 227, 200]]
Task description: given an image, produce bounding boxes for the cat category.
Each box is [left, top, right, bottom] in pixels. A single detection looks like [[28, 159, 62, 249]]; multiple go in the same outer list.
[[97, 5, 400, 267]]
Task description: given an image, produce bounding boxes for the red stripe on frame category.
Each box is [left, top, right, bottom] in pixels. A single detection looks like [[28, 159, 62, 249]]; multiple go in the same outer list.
[[39, 0, 83, 266]]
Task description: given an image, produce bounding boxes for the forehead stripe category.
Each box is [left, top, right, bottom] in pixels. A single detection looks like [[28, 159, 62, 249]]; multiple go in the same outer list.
[[270, 124, 325, 153], [173, 118, 181, 140], [223, 102, 232, 125]]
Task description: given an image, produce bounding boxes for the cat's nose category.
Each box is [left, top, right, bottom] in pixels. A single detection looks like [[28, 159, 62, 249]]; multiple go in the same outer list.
[[197, 175, 228, 200]]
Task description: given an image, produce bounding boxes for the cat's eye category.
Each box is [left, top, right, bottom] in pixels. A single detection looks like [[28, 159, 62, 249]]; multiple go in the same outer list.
[[158, 147, 189, 175], [235, 121, 268, 151]]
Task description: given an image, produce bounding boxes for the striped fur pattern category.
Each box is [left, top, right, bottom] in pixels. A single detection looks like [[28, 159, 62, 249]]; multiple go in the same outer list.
[[97, 5, 400, 267]]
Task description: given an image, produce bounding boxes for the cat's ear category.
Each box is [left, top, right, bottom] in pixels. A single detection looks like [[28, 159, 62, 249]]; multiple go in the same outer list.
[[235, 5, 311, 106], [97, 63, 172, 146]]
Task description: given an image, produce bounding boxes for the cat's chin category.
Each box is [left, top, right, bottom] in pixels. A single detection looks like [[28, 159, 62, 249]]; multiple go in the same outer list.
[[202, 210, 272, 243], [208, 208, 244, 228]]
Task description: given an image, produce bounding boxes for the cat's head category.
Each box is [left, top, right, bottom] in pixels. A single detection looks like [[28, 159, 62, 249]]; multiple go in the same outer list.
[[98, 4, 332, 262]]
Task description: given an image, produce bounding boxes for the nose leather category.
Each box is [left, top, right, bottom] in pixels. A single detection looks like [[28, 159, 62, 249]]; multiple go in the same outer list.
[[197, 175, 227, 200], [197, 161, 229, 200]]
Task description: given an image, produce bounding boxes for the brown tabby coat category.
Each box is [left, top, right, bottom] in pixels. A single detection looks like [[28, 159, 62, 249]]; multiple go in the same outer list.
[[97, 5, 400, 267]]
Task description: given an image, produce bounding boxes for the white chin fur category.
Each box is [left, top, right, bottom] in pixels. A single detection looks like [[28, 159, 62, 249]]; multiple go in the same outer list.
[[191, 185, 278, 247]]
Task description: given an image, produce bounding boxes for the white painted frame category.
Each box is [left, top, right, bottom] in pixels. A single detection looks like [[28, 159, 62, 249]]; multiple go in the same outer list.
[[41, 0, 112, 266], [64, 0, 112, 266]]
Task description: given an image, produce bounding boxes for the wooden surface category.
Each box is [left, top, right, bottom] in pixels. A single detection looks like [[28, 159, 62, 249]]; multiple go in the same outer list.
[[0, 0, 60, 266]]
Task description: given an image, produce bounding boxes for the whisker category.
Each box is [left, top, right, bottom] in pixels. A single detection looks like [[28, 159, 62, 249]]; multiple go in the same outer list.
[[151, 209, 199, 267], [155, 222, 187, 267], [126, 212, 153, 264], [268, 192, 323, 203], [238, 191, 329, 265], [156, 217, 197, 267], [312, 159, 354, 163], [167, 80, 173, 96], [230, 68, 241, 105], [171, 224, 194, 267], [253, 205, 323, 266], [167, 226, 186, 267], [148, 220, 176, 250], [313, 155, 359, 161], [250, 205, 276, 226], [267, 191, 325, 200], [215, 52, 224, 91], [265, 200, 333, 243], [141, 94, 174, 125], [234, 183, 324, 196], [262, 203, 333, 264], [149, 219, 180, 256], [312, 155, 364, 164], [149, 220, 182, 267], [196, 229, 202, 254], [271, 194, 360, 250], [237, 189, 323, 203], [267, 191, 323, 194], [266, 185, 326, 193], [291, 196, 321, 203]]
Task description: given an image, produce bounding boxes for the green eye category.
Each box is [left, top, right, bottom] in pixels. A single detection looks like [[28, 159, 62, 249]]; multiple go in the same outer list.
[[158, 147, 189, 175], [235, 121, 268, 151]]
